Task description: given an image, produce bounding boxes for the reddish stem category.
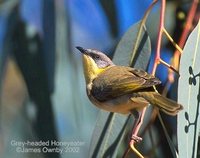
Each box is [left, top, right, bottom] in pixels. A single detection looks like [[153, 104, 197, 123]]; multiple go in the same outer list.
[[173, 0, 199, 70], [169, 0, 199, 82], [124, 0, 167, 157], [178, 0, 198, 50], [127, 1, 166, 157], [152, 0, 166, 75]]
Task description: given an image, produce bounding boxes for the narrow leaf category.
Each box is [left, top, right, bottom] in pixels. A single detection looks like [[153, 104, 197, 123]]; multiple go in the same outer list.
[[178, 20, 200, 158], [113, 21, 151, 69]]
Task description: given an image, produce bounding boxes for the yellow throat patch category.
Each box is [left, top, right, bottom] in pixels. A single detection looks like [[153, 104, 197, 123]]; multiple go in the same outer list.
[[82, 54, 108, 84]]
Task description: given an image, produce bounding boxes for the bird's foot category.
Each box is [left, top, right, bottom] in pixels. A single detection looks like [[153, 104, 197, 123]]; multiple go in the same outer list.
[[131, 135, 142, 143]]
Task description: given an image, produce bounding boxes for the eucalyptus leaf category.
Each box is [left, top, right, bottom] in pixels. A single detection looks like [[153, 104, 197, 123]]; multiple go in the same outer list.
[[113, 22, 150, 69], [178, 20, 200, 158], [89, 21, 151, 158]]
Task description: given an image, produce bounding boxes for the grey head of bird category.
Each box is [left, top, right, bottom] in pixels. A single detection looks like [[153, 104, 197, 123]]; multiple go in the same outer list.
[[76, 46, 114, 68]]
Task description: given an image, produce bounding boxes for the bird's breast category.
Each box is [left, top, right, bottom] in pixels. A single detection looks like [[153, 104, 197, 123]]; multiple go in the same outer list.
[[87, 92, 148, 114]]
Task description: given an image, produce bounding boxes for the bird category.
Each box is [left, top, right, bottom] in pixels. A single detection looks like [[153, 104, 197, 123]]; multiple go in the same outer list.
[[76, 46, 183, 115], [76, 46, 183, 158]]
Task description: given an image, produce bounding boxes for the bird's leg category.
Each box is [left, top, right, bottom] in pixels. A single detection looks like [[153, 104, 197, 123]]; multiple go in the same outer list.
[[130, 113, 142, 142], [130, 109, 142, 142], [129, 107, 146, 158]]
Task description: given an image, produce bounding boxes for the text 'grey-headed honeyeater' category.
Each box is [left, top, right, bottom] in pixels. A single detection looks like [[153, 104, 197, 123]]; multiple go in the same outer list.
[[76, 46, 183, 115]]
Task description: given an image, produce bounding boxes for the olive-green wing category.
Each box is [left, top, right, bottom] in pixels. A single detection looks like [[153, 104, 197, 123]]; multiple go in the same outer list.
[[91, 66, 161, 101]]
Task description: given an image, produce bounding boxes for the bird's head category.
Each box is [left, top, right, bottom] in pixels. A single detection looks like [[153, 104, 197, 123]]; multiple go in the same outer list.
[[76, 46, 114, 84]]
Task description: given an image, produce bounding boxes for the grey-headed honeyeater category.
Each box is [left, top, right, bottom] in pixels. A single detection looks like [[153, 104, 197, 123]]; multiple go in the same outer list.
[[76, 47, 183, 158], [76, 46, 183, 116], [76, 46, 183, 158]]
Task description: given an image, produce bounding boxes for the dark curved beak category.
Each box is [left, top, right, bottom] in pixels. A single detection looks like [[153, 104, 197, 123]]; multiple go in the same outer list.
[[76, 46, 88, 55]]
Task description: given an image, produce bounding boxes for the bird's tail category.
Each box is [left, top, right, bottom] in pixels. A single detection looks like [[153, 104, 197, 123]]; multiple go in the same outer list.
[[138, 92, 183, 116]]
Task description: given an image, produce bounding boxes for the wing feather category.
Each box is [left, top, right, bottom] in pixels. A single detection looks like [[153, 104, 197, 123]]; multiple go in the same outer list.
[[91, 66, 161, 101]]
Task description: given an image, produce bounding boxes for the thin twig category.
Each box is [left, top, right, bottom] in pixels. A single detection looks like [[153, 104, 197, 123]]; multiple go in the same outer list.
[[130, 0, 158, 65], [160, 59, 180, 75], [130, 140, 144, 158], [163, 28, 183, 54], [152, 0, 166, 76], [151, 1, 180, 157], [124, 1, 159, 157]]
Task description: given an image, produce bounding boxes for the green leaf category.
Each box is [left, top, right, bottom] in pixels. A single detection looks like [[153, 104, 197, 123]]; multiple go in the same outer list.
[[178, 20, 200, 158], [89, 21, 151, 158], [113, 23, 151, 69]]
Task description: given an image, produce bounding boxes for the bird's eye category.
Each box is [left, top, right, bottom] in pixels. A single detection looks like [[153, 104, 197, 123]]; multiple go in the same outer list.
[[95, 55, 100, 59]]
